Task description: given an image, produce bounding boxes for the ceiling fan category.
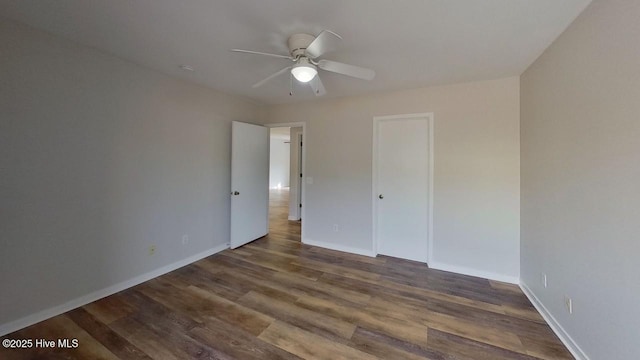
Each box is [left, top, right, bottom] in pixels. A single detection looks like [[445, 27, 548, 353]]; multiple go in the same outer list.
[[231, 30, 375, 96]]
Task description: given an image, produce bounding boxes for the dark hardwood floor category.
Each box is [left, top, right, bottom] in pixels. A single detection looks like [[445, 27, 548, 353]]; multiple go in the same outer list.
[[0, 188, 572, 359]]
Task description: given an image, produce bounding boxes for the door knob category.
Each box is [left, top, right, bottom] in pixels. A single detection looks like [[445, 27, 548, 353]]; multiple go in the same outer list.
[[378, 194, 384, 199], [232, 191, 240, 195]]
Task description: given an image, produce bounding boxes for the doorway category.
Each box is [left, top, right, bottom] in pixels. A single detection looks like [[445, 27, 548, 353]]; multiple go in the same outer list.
[[267, 123, 305, 241], [372, 113, 434, 263]]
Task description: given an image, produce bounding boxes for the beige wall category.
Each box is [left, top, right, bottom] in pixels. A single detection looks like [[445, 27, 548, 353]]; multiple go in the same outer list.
[[0, 19, 261, 332], [521, 0, 640, 358], [262, 77, 521, 282]]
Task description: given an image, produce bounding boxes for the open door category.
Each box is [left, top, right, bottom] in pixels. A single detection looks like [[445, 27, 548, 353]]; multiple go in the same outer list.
[[230, 121, 269, 248]]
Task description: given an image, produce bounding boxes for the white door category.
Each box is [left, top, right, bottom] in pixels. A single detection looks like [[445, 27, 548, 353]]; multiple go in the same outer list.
[[374, 114, 432, 262], [230, 121, 269, 249]]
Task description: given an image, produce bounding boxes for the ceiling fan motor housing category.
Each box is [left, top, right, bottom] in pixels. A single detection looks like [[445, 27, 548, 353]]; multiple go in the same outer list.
[[288, 33, 315, 58]]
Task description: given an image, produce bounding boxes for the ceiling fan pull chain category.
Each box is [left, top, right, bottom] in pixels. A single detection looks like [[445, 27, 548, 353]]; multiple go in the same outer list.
[[289, 73, 294, 96]]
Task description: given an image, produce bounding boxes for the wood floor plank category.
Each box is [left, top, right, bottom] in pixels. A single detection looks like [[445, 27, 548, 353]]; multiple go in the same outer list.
[[109, 317, 185, 360], [258, 321, 378, 360], [424, 310, 526, 354], [206, 252, 278, 280], [270, 269, 372, 305], [375, 290, 550, 342], [502, 304, 547, 323], [215, 267, 301, 303], [366, 295, 537, 354], [238, 291, 357, 340], [120, 289, 198, 332], [225, 249, 324, 281], [218, 263, 366, 309], [308, 245, 388, 265], [319, 271, 520, 319], [1, 315, 120, 360], [291, 257, 382, 282], [117, 290, 227, 359], [519, 332, 574, 360], [189, 319, 302, 360], [162, 263, 246, 301], [350, 326, 445, 360], [82, 293, 137, 325], [66, 307, 151, 360], [185, 285, 275, 336], [490, 279, 523, 293], [295, 294, 430, 346], [427, 327, 540, 360]]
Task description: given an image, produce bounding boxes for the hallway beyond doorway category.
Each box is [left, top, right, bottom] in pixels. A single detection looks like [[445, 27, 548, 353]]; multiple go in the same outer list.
[[269, 188, 301, 241]]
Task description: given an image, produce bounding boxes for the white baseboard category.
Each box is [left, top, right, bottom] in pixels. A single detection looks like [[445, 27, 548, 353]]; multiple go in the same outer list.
[[302, 238, 376, 257], [0, 243, 228, 337], [520, 282, 590, 360], [288, 216, 300, 221], [429, 261, 519, 284]]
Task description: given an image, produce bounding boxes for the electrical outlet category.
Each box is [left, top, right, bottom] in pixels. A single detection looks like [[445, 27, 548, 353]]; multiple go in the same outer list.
[[565, 296, 573, 314], [541, 273, 548, 288], [333, 224, 339, 232], [182, 234, 189, 245], [148, 245, 156, 256]]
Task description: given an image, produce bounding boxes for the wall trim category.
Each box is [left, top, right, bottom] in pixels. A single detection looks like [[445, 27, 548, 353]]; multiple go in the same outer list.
[[0, 243, 229, 337], [520, 282, 590, 360], [303, 238, 376, 258], [429, 261, 519, 284], [288, 216, 300, 221]]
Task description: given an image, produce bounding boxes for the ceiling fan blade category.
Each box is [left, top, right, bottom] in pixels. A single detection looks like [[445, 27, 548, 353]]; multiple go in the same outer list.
[[305, 30, 342, 59], [317, 59, 375, 80], [231, 49, 293, 60], [252, 67, 292, 88], [310, 75, 326, 96]]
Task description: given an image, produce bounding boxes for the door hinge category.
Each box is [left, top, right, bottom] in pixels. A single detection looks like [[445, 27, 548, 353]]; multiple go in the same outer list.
[[299, 203, 302, 208], [300, 173, 303, 178]]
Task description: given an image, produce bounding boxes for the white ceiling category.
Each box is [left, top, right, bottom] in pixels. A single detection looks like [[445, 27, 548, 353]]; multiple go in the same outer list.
[[0, 0, 591, 105]]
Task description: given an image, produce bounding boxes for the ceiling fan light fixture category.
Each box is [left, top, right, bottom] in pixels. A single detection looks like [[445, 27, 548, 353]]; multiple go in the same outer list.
[[291, 60, 317, 83]]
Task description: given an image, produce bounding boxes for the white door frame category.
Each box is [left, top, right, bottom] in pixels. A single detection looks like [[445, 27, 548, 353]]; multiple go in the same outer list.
[[372, 113, 434, 264], [265, 122, 306, 241], [293, 131, 303, 220]]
